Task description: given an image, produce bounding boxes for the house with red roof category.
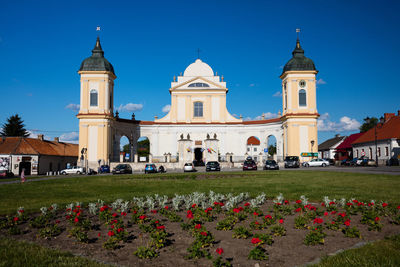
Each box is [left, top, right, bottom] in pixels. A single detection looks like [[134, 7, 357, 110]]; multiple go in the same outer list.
[[0, 135, 78, 175], [351, 112, 400, 165], [335, 132, 365, 161]]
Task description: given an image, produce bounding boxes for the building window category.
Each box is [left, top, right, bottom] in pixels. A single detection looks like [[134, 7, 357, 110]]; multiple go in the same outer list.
[[247, 147, 250, 152], [369, 147, 372, 158], [378, 147, 381, 157], [299, 89, 306, 107], [385, 146, 389, 156], [356, 149, 359, 157], [193, 102, 203, 117], [254, 147, 257, 152], [90, 89, 98, 107], [188, 82, 210, 87]]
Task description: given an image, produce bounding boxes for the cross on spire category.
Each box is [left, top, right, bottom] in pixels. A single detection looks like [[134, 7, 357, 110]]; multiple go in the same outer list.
[[296, 28, 301, 40]]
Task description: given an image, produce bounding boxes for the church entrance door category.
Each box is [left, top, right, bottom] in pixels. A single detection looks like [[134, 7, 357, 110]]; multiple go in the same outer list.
[[194, 148, 204, 166]]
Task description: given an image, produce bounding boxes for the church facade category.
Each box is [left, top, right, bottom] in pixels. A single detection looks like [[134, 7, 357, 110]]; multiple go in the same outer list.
[[77, 36, 319, 168]]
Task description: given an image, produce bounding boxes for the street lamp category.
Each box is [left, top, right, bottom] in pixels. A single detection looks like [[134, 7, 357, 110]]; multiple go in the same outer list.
[[310, 140, 315, 159], [366, 117, 384, 167]]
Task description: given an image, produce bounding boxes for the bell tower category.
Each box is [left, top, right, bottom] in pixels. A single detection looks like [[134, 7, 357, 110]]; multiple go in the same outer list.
[[77, 37, 116, 168], [280, 35, 319, 160]]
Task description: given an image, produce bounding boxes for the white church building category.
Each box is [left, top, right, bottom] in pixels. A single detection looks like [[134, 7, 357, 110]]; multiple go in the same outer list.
[[77, 35, 320, 168]]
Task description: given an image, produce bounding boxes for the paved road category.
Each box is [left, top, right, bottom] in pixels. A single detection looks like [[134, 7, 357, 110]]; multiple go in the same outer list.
[[1, 165, 399, 185]]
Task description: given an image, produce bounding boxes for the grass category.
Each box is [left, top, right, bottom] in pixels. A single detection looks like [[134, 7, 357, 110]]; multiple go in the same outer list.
[[313, 235, 400, 267], [0, 175, 41, 183], [0, 170, 399, 215], [0, 237, 111, 267]]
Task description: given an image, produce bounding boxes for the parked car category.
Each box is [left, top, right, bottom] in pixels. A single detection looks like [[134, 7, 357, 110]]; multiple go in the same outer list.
[[158, 165, 166, 173], [87, 168, 97, 175], [387, 157, 399, 166], [349, 158, 358, 166], [243, 160, 257, 171], [341, 159, 351, 166], [356, 156, 369, 166], [145, 164, 158, 174], [284, 156, 300, 168], [323, 158, 335, 166], [206, 161, 220, 172], [0, 169, 14, 178], [304, 158, 329, 167], [366, 159, 377, 166], [99, 165, 110, 173], [112, 164, 132, 174], [60, 166, 85, 175], [193, 159, 205, 167], [263, 160, 279, 170], [184, 163, 196, 172]]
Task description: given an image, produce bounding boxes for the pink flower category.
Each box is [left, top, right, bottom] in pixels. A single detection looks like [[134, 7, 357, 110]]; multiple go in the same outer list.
[[216, 248, 224, 255]]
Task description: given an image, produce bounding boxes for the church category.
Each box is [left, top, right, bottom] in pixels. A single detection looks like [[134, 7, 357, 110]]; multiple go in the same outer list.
[[77, 35, 319, 169]]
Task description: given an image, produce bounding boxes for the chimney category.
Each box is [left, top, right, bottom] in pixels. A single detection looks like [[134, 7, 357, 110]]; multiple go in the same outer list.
[[335, 134, 341, 138], [54, 137, 60, 143], [384, 113, 395, 122], [37, 134, 44, 141]]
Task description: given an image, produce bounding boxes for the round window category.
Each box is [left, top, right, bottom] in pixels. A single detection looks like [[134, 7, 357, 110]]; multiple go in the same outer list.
[[299, 80, 306, 88]]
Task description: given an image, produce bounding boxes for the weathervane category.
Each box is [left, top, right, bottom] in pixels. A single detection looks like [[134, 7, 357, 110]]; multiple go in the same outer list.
[[296, 28, 300, 39], [96, 26, 101, 37]]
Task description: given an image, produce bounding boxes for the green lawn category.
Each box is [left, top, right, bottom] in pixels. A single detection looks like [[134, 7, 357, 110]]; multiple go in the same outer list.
[[0, 170, 399, 215], [313, 235, 400, 267], [0, 237, 111, 267]]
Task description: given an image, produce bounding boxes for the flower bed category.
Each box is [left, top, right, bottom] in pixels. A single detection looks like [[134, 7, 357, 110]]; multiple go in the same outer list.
[[0, 192, 399, 266]]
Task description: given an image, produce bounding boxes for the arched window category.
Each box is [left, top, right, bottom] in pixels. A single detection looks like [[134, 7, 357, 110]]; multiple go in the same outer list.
[[188, 82, 210, 87], [90, 89, 98, 107], [193, 102, 203, 117], [299, 89, 306, 107]]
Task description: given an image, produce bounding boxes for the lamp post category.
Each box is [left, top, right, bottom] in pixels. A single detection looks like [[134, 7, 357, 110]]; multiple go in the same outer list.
[[366, 117, 384, 167], [310, 140, 315, 159]]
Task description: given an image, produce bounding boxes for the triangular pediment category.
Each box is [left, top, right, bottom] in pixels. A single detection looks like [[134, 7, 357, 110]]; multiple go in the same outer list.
[[171, 77, 226, 90]]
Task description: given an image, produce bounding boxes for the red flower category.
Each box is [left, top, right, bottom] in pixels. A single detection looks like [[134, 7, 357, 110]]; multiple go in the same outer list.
[[98, 232, 101, 237], [397, 205, 400, 210], [309, 206, 316, 211], [139, 215, 146, 220], [107, 230, 114, 236], [346, 202, 353, 206], [244, 202, 250, 207], [275, 202, 281, 206], [157, 225, 165, 230], [121, 212, 127, 216], [382, 203, 388, 208], [331, 211, 337, 215], [112, 219, 118, 224], [238, 207, 244, 211], [331, 221, 336, 224], [111, 225, 114, 229], [76, 205, 81, 208], [164, 206, 169, 210], [66, 215, 71, 220], [19, 209, 24, 213], [151, 210, 157, 214], [112, 213, 117, 217], [155, 220, 159, 224], [352, 199, 358, 203], [324, 212, 329, 216], [66, 208, 71, 212], [195, 224, 202, 229], [74, 217, 79, 223], [296, 200, 301, 204], [313, 218, 323, 224], [265, 215, 272, 220], [251, 237, 261, 244], [339, 213, 346, 218], [133, 210, 137, 214], [358, 202, 364, 206], [279, 219, 284, 224], [186, 211, 194, 219], [255, 221, 260, 225], [344, 219, 351, 226], [233, 208, 240, 213], [284, 200, 289, 205], [329, 201, 335, 205], [253, 212, 259, 216], [368, 202, 374, 207], [375, 217, 380, 222], [295, 207, 302, 212], [219, 202, 224, 206], [13, 217, 19, 222], [200, 231, 207, 236], [76, 212, 81, 217], [321, 203, 325, 206], [55, 220, 60, 224], [117, 228, 123, 233], [192, 204, 197, 208], [216, 248, 224, 255], [214, 201, 219, 206]]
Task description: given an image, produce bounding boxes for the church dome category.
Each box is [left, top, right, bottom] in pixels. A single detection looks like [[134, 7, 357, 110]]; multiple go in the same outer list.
[[183, 59, 214, 77], [282, 38, 316, 74], [79, 37, 115, 75]]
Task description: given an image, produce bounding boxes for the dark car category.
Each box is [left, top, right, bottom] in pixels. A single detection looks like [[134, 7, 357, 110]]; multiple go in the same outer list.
[[99, 165, 110, 173], [193, 159, 205, 167], [263, 160, 279, 170], [206, 161, 220, 172], [243, 160, 257, 171], [112, 164, 132, 174], [284, 156, 300, 168]]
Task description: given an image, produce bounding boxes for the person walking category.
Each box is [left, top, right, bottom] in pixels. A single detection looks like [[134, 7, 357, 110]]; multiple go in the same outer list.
[[20, 168, 26, 183]]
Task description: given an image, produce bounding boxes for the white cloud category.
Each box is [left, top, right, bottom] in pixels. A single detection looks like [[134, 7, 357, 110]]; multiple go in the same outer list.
[[273, 91, 282, 97], [318, 113, 361, 132], [249, 83, 255, 87], [117, 103, 143, 112], [316, 78, 327, 85], [65, 103, 80, 112], [59, 132, 79, 143], [162, 104, 171, 113]]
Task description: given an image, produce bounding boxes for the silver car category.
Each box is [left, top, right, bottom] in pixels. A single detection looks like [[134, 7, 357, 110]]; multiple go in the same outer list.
[[304, 158, 329, 167]]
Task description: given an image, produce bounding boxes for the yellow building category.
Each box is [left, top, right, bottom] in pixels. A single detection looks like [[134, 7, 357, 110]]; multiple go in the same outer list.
[[76, 35, 319, 168]]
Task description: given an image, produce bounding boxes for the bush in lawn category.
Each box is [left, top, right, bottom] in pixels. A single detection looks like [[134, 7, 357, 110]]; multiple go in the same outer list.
[[232, 226, 252, 239], [304, 229, 327, 245], [216, 216, 237, 231], [185, 241, 211, 260], [342, 226, 361, 238], [253, 233, 274, 246], [294, 215, 310, 229], [361, 210, 383, 231], [270, 225, 286, 236], [38, 223, 62, 239], [248, 237, 268, 260], [213, 248, 232, 267], [134, 245, 158, 259]]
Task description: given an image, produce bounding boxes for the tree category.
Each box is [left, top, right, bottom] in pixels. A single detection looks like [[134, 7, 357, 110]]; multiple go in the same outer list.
[[1, 114, 29, 137], [268, 144, 276, 156], [122, 144, 130, 154], [359, 117, 378, 133]]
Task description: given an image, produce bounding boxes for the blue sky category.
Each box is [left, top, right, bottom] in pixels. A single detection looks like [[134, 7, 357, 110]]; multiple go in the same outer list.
[[1, 0, 399, 144]]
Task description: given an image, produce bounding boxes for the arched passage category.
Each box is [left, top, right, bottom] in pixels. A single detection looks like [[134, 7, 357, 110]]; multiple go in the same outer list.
[[266, 135, 277, 160], [246, 136, 260, 161], [137, 136, 150, 162], [120, 136, 130, 162]]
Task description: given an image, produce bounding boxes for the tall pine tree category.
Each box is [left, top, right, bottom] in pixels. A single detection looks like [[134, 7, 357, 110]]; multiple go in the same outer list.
[[1, 114, 30, 137]]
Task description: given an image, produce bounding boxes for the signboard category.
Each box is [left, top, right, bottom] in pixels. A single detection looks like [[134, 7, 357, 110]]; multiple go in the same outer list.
[[301, 152, 318, 157], [264, 148, 268, 153], [125, 153, 130, 159], [139, 156, 147, 162], [361, 151, 366, 156], [195, 140, 202, 145]]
